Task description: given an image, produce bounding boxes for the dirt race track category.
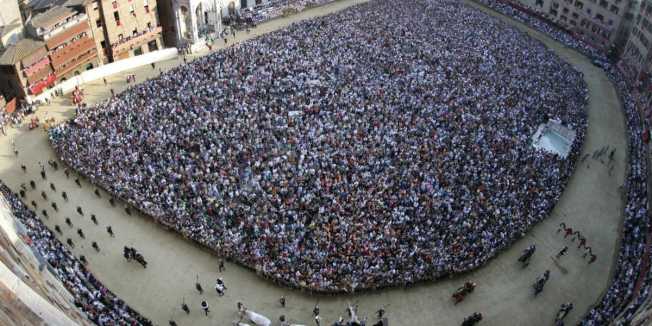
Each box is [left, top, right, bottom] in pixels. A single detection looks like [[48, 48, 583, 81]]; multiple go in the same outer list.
[[0, 0, 629, 325]]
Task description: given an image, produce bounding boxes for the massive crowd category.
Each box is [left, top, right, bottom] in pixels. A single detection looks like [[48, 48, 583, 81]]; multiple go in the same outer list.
[[239, 0, 338, 26], [476, 1, 652, 325], [0, 183, 151, 325], [49, 0, 589, 292]]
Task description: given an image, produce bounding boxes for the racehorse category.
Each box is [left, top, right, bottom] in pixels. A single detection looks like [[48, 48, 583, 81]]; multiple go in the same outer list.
[[518, 244, 536, 267], [554, 302, 573, 324], [461, 312, 482, 326], [452, 282, 476, 304], [533, 270, 550, 296]]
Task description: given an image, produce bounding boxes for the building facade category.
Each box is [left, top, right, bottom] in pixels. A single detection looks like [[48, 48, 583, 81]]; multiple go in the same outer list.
[[618, 0, 652, 124], [621, 0, 652, 80], [26, 6, 100, 81], [516, 0, 633, 52], [83, 0, 164, 63], [164, 0, 223, 50], [0, 38, 53, 99], [159, 0, 284, 51], [0, 0, 23, 27], [0, 0, 25, 49]]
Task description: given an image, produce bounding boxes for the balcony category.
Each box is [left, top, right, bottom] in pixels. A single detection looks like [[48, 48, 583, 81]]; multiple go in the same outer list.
[[22, 56, 50, 78], [111, 26, 161, 55], [46, 22, 91, 50], [50, 36, 97, 70], [20, 47, 48, 69], [40, 14, 88, 41], [53, 49, 97, 77], [28, 73, 56, 95], [26, 64, 53, 85]]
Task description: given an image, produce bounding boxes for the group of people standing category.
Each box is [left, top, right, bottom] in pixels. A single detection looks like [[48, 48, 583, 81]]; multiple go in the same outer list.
[[50, 0, 588, 293]]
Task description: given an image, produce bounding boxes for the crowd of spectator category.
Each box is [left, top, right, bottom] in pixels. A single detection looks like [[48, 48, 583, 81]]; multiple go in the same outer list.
[[585, 63, 651, 326], [239, 0, 338, 25], [0, 184, 152, 325], [49, 0, 589, 292], [0, 108, 30, 135], [476, 1, 651, 325]]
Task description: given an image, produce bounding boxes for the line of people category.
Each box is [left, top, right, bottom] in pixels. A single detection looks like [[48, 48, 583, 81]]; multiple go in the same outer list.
[[557, 222, 596, 264], [0, 182, 152, 325], [20, 163, 117, 254]]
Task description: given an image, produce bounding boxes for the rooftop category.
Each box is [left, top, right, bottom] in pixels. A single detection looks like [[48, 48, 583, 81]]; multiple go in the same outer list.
[[29, 6, 76, 30], [0, 38, 45, 65], [27, 0, 68, 13], [63, 0, 88, 7]]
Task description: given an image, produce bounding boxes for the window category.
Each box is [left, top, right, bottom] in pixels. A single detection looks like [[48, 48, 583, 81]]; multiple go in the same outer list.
[[130, 4, 136, 16], [147, 21, 152, 29], [114, 11, 121, 25], [132, 28, 138, 36], [118, 33, 123, 40], [147, 39, 157, 52], [595, 13, 604, 22], [133, 46, 143, 56], [96, 19, 102, 28], [100, 40, 106, 48]]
